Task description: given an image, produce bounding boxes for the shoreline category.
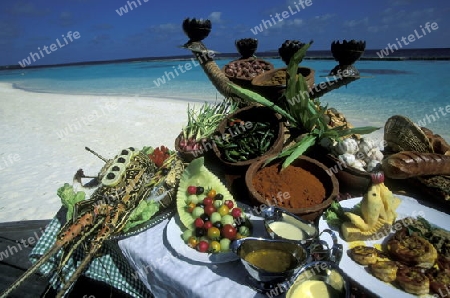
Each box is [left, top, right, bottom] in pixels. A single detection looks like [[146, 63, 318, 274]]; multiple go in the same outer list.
[[0, 82, 197, 223], [10, 82, 217, 103]]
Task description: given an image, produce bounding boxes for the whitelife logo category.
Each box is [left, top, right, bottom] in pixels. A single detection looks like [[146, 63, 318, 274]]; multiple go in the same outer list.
[[250, 0, 313, 35], [18, 31, 81, 68]]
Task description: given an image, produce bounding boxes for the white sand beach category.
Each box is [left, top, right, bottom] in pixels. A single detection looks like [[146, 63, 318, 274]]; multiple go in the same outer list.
[[0, 82, 388, 223], [0, 82, 195, 223]]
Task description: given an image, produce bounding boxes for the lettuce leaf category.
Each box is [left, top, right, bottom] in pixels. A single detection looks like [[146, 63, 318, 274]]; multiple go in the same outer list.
[[324, 200, 349, 227], [123, 199, 160, 232], [57, 183, 86, 221]]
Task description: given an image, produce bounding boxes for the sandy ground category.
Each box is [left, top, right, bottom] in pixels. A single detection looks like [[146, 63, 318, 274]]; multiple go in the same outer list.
[[0, 82, 197, 222]]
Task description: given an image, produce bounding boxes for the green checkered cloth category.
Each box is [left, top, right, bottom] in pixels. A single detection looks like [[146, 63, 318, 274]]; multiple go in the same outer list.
[[30, 208, 153, 298]]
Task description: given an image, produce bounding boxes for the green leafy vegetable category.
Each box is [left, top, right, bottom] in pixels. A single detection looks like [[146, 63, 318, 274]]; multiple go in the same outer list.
[[123, 199, 160, 232], [57, 183, 86, 221], [324, 200, 349, 227]]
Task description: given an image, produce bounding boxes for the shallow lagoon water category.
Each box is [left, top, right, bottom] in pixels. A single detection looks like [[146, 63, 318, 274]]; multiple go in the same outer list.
[[0, 58, 449, 139]]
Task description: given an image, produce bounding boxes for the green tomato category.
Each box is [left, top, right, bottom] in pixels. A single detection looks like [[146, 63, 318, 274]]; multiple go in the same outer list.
[[182, 230, 194, 243], [221, 214, 234, 225], [220, 238, 231, 251], [186, 195, 201, 205], [192, 207, 204, 218], [239, 226, 251, 237], [210, 212, 222, 223], [213, 200, 223, 209]]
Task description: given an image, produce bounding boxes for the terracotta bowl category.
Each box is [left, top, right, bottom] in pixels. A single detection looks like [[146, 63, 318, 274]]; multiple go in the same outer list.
[[321, 154, 372, 197], [251, 67, 315, 104], [211, 105, 285, 173], [174, 132, 206, 163], [245, 155, 339, 222], [222, 58, 274, 87], [305, 145, 372, 197]]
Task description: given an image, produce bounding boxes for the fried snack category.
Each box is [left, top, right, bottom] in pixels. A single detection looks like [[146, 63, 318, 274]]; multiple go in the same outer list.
[[437, 255, 450, 276], [396, 267, 430, 295], [387, 228, 438, 269], [349, 246, 379, 265], [426, 267, 450, 296], [369, 261, 398, 282]]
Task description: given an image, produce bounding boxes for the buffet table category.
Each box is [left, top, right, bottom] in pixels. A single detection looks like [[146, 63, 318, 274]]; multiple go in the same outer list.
[[117, 213, 274, 298]]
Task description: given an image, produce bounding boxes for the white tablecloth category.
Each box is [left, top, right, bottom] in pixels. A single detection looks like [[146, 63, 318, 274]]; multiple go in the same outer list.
[[118, 216, 282, 298]]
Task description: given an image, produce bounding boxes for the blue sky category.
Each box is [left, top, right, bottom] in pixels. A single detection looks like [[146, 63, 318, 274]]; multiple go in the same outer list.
[[1, 0, 449, 66]]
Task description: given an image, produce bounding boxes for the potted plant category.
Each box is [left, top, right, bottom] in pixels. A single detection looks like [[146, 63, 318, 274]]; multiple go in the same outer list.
[[175, 99, 238, 162]]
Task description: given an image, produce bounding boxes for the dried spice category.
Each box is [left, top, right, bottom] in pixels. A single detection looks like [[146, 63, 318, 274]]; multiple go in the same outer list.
[[252, 162, 326, 209], [258, 70, 287, 86]]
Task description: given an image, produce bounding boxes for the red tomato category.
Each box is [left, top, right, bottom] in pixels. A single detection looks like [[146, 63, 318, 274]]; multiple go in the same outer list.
[[204, 205, 216, 216], [203, 197, 213, 206], [203, 221, 213, 229], [194, 218, 204, 229], [231, 208, 242, 218], [221, 224, 237, 240], [197, 240, 209, 253], [224, 200, 234, 209], [187, 186, 197, 195]]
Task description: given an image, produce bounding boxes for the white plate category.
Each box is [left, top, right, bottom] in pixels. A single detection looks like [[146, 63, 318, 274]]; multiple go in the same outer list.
[[319, 194, 450, 298], [165, 213, 266, 264]]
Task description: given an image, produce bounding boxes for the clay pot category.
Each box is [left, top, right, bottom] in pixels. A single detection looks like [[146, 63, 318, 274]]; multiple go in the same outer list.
[[323, 154, 371, 197], [174, 132, 206, 163], [251, 67, 315, 104], [245, 155, 339, 222], [212, 105, 285, 174], [222, 58, 274, 88]]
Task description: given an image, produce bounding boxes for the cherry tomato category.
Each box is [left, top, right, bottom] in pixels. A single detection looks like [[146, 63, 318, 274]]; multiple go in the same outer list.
[[197, 240, 209, 253], [207, 189, 217, 199], [186, 202, 196, 213], [207, 227, 221, 240], [204, 205, 216, 216], [194, 218, 204, 229], [218, 205, 230, 217], [188, 236, 198, 248], [187, 186, 197, 195], [231, 208, 242, 218], [210, 241, 221, 253], [203, 221, 213, 229], [224, 200, 234, 209], [221, 224, 237, 240], [203, 197, 213, 206]]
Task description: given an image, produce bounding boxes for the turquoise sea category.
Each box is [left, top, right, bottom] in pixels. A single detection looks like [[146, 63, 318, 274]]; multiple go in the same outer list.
[[0, 58, 449, 139]]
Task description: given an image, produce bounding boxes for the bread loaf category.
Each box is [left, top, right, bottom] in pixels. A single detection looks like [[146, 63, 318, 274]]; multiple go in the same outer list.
[[382, 151, 450, 179]]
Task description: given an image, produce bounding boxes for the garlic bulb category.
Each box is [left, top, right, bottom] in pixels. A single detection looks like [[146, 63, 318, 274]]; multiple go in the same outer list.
[[367, 160, 381, 172], [335, 138, 359, 155], [349, 159, 365, 171], [359, 138, 375, 154], [338, 153, 355, 165], [367, 148, 384, 161]]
